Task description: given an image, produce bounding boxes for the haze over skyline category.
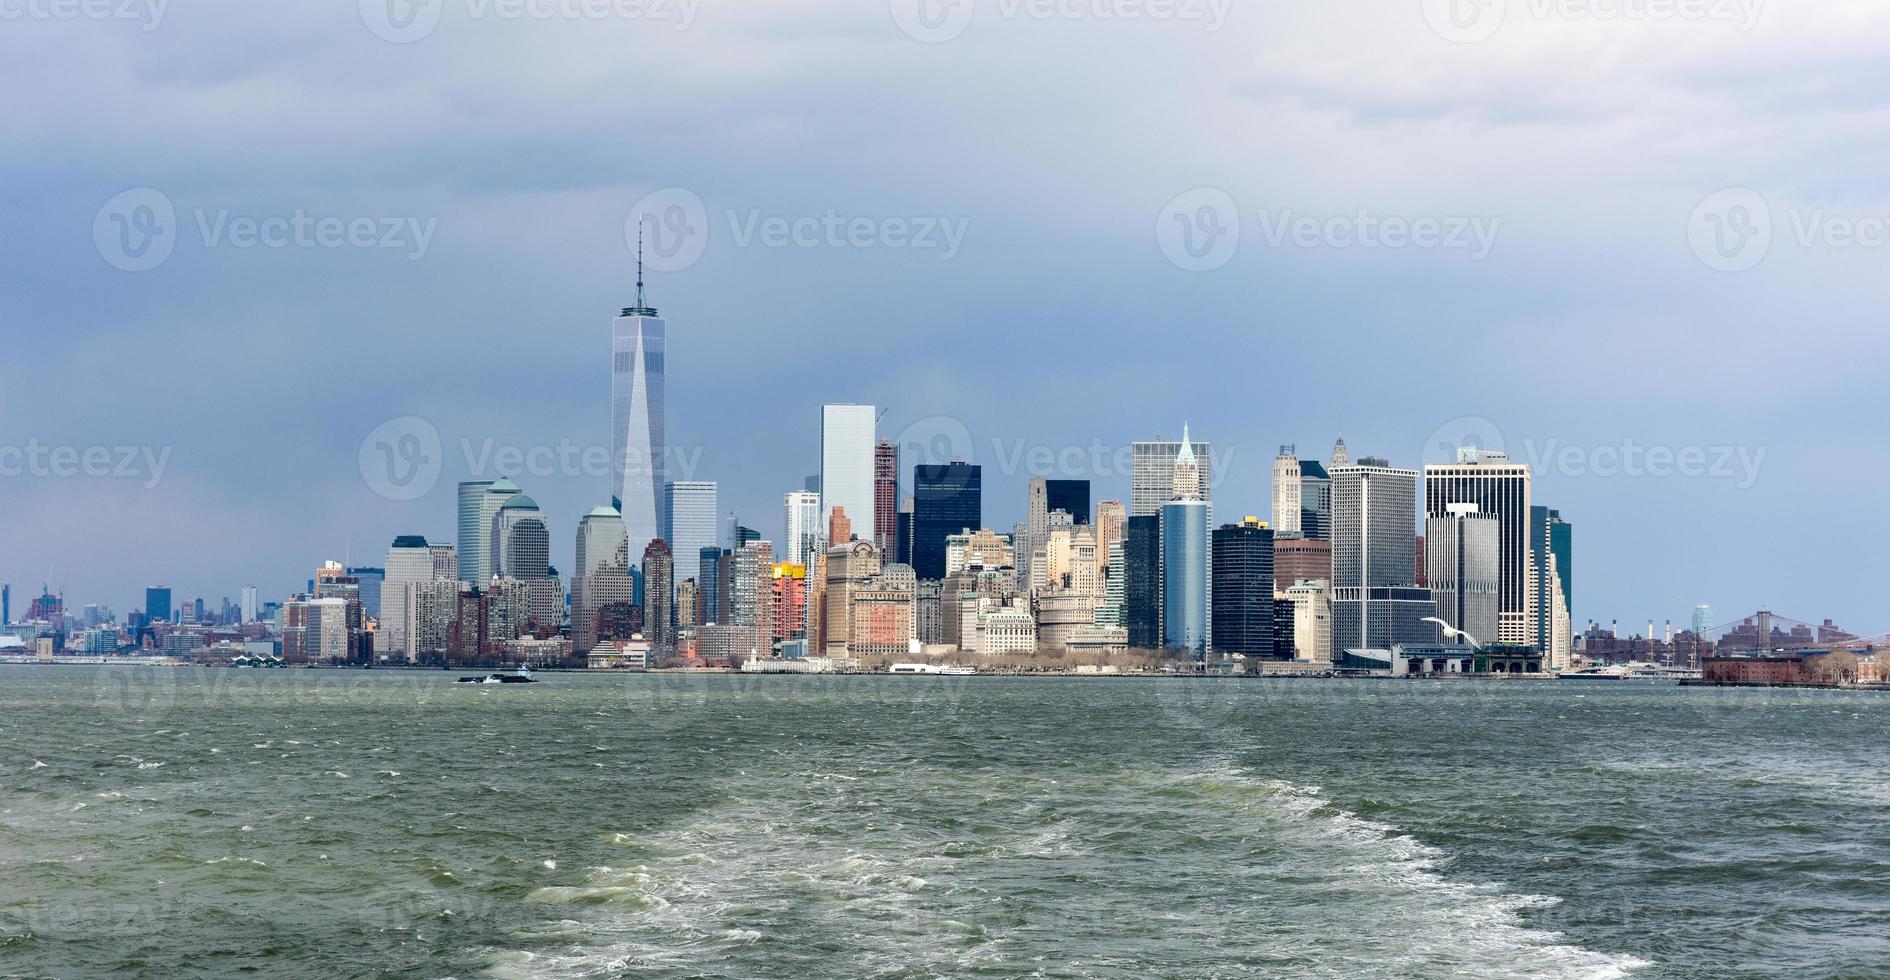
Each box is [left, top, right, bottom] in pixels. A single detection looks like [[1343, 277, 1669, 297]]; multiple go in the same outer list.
[[4, 0, 1886, 631]]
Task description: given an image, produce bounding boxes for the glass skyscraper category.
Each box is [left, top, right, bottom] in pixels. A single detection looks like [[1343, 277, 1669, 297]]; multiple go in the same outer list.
[[1211, 518, 1275, 657], [1160, 499, 1210, 656], [821, 405, 876, 541], [612, 291, 667, 555], [664, 481, 719, 594], [458, 479, 520, 585], [912, 462, 982, 580]]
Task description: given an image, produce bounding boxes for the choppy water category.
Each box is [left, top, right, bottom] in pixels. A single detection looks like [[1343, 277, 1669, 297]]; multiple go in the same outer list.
[[2, 667, 1888, 978]]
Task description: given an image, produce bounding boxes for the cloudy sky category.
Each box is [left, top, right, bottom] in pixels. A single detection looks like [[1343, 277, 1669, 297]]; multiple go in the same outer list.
[[3, 0, 1885, 633]]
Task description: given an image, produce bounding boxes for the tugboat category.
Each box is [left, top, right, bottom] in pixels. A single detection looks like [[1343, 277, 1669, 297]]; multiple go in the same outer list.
[[456, 666, 538, 684]]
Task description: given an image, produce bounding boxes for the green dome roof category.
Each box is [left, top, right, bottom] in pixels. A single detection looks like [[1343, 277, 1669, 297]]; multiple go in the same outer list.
[[500, 494, 539, 510]]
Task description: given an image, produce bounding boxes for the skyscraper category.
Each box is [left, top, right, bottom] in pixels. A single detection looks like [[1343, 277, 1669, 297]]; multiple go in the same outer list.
[[1131, 434, 1214, 517], [912, 462, 982, 580], [1159, 429, 1211, 657], [664, 481, 719, 596], [240, 585, 257, 624], [874, 438, 899, 553], [1272, 446, 1302, 537], [572, 507, 635, 654], [458, 479, 520, 584], [611, 243, 667, 554], [1045, 479, 1091, 525], [145, 586, 172, 625], [783, 490, 822, 565], [1531, 506, 1573, 665], [822, 404, 876, 542], [1298, 460, 1332, 541], [378, 534, 438, 661], [1212, 517, 1276, 658], [1425, 449, 1533, 647], [1331, 455, 1436, 655], [1426, 504, 1500, 646], [643, 539, 675, 651]]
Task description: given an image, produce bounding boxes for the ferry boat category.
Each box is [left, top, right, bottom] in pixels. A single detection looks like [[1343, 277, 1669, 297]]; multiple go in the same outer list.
[[888, 663, 977, 676], [456, 666, 538, 684], [1558, 663, 1701, 681]]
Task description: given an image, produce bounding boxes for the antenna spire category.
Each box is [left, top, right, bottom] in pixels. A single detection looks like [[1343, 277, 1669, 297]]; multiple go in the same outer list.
[[623, 213, 660, 318]]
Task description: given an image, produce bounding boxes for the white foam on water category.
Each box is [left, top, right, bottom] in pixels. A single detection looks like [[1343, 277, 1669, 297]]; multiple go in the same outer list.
[[1191, 769, 1650, 979]]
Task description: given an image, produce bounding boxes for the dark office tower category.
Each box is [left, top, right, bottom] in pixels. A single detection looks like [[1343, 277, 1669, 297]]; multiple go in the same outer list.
[[145, 586, 173, 625], [735, 525, 761, 548], [874, 438, 899, 553], [912, 462, 982, 580], [895, 496, 915, 567], [699, 546, 724, 624], [1044, 479, 1092, 525], [1, 583, 9, 624], [1125, 514, 1163, 650], [642, 539, 675, 651], [1299, 460, 1332, 540], [1211, 518, 1276, 658]]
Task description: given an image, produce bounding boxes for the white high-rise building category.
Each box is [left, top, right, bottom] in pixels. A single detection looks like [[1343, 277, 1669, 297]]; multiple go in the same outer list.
[[572, 507, 635, 654], [783, 490, 822, 565], [1272, 446, 1302, 537], [612, 251, 668, 556], [665, 482, 720, 588], [378, 535, 439, 662], [821, 405, 876, 542], [239, 586, 257, 624]]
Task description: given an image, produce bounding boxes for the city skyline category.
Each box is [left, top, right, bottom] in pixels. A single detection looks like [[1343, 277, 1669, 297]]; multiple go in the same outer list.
[[4, 7, 1878, 632]]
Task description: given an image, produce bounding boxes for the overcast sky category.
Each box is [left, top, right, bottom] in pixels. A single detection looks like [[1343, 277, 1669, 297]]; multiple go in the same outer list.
[[3, 0, 1885, 634]]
